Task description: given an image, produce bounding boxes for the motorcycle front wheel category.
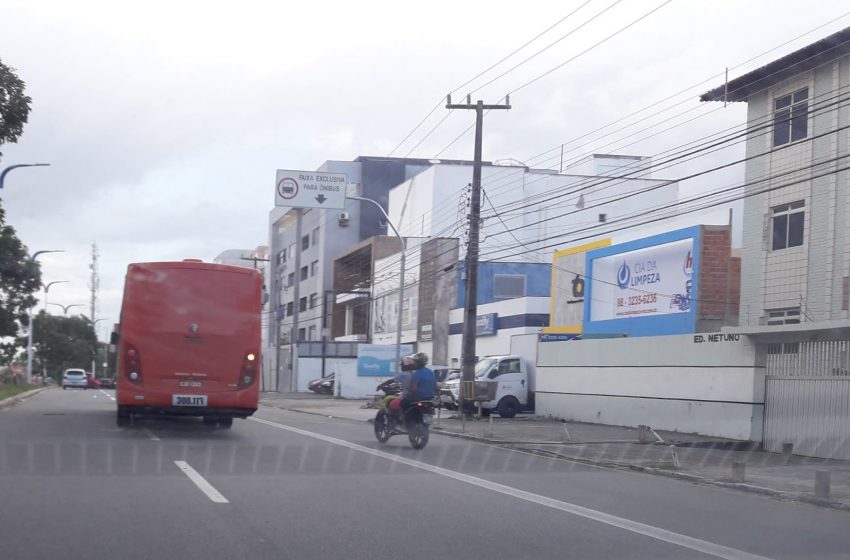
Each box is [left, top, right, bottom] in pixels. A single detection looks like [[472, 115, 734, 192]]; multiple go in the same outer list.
[[374, 410, 391, 443], [408, 422, 430, 449]]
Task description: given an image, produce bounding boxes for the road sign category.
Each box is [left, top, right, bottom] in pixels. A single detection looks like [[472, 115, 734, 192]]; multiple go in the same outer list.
[[274, 169, 348, 209]]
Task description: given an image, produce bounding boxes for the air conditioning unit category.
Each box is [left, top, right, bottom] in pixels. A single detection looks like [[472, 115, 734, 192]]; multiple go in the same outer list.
[[338, 212, 350, 226]]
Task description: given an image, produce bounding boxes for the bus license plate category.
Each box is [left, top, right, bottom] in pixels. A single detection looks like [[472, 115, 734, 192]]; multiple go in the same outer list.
[[172, 394, 208, 407]]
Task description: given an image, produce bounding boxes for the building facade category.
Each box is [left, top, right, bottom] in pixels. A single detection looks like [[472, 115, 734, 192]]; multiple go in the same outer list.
[[701, 26, 850, 327]]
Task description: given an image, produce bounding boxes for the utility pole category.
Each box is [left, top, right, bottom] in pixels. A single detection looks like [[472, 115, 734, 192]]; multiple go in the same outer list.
[[289, 209, 303, 392], [89, 243, 100, 377], [445, 94, 511, 415], [89, 243, 99, 332]]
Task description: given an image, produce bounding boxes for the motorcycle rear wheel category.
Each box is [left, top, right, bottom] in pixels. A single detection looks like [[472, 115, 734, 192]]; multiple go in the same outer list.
[[374, 410, 391, 443], [408, 422, 429, 449]]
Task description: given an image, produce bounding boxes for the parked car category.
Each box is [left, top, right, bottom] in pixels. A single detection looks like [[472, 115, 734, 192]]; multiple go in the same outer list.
[[307, 373, 334, 395], [62, 369, 88, 390], [99, 377, 115, 389], [86, 373, 101, 388]]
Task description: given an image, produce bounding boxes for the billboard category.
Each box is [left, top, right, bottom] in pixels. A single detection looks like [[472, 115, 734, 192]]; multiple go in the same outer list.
[[357, 344, 414, 377], [590, 238, 694, 321], [583, 227, 701, 337], [545, 239, 611, 334]]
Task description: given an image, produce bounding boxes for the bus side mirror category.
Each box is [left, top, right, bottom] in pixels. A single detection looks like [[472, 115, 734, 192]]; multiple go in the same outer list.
[[110, 332, 120, 345]]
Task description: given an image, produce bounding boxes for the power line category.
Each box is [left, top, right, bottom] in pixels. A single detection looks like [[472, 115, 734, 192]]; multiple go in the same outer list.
[[394, 13, 850, 238], [388, 3, 596, 158], [468, 0, 624, 96]]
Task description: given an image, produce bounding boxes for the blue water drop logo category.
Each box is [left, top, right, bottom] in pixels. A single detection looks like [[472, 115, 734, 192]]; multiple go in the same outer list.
[[616, 262, 630, 289]]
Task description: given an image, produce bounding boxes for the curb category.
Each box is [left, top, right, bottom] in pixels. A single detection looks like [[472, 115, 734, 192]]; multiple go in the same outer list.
[[0, 387, 50, 411], [259, 402, 374, 423], [521, 446, 850, 513], [258, 403, 850, 512]]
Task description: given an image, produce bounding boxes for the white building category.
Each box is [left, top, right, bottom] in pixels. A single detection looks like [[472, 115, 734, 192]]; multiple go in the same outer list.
[[386, 157, 678, 265], [701, 26, 850, 328], [213, 249, 254, 267]]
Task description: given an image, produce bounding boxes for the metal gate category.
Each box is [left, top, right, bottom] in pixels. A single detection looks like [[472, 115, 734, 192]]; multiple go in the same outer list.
[[763, 340, 850, 459]]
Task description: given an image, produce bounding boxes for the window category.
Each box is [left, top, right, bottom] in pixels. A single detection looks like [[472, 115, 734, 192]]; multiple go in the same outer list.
[[493, 274, 527, 299], [299, 297, 307, 312], [300, 265, 308, 281], [298, 327, 306, 341], [286, 301, 293, 317], [312, 226, 320, 246], [491, 358, 522, 378], [771, 201, 805, 250], [309, 293, 318, 309], [288, 243, 296, 259], [766, 307, 801, 325], [308, 325, 317, 341], [773, 87, 808, 147], [311, 260, 319, 277], [301, 235, 310, 251], [287, 272, 294, 287], [276, 249, 286, 265]]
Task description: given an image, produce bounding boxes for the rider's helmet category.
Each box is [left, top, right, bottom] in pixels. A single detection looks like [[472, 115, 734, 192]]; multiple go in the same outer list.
[[400, 352, 429, 371]]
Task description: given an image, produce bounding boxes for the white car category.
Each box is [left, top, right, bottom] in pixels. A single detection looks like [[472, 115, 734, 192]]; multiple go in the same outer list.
[[62, 368, 88, 390]]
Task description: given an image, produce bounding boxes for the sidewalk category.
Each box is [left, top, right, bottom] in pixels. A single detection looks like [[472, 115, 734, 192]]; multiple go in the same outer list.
[[259, 393, 850, 511]]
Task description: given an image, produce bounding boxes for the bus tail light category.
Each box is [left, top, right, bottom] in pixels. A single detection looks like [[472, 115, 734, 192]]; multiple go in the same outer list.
[[239, 351, 258, 388], [125, 346, 142, 384]]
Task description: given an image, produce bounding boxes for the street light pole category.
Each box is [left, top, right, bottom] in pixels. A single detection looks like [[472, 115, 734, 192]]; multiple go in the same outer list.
[[346, 194, 407, 371], [47, 303, 84, 315], [45, 280, 70, 309], [26, 250, 64, 384], [0, 163, 51, 189]]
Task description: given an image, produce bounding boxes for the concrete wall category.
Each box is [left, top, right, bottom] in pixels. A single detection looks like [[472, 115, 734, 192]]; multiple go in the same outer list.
[[332, 357, 387, 399], [536, 333, 765, 440]]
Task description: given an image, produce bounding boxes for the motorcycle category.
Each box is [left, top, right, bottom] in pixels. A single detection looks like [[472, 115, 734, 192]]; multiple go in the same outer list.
[[372, 379, 434, 449]]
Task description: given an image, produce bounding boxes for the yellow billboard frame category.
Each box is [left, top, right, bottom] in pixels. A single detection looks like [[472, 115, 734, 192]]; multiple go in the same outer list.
[[544, 238, 611, 334]]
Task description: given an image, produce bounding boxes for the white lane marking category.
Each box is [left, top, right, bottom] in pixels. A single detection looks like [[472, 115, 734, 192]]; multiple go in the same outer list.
[[143, 428, 160, 441], [174, 461, 229, 504], [99, 389, 116, 401], [251, 417, 771, 560]]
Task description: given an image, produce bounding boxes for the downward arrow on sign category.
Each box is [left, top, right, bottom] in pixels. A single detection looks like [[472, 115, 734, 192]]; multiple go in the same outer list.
[[315, 194, 327, 204]]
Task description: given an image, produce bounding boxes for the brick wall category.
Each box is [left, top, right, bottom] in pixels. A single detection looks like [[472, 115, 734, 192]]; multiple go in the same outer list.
[[696, 225, 740, 331]]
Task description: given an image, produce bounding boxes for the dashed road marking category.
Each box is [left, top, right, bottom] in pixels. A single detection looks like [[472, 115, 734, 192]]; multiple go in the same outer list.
[[174, 461, 229, 503]]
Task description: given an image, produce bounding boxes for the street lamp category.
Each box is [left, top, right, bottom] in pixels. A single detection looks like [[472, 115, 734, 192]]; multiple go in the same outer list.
[[346, 193, 407, 371], [0, 163, 51, 190], [45, 280, 70, 309], [47, 303, 84, 315], [26, 250, 64, 384]]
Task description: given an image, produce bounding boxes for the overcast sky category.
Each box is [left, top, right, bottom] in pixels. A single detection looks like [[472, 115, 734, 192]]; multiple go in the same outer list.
[[1, 0, 848, 337]]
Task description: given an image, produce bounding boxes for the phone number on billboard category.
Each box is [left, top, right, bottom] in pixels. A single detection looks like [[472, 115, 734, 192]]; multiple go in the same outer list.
[[616, 293, 657, 307]]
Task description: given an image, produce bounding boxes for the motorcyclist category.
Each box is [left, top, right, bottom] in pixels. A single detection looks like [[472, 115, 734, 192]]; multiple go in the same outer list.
[[379, 360, 413, 414], [400, 352, 436, 412]]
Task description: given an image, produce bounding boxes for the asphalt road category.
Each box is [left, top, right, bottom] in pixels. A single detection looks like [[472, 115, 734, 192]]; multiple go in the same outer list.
[[1, 389, 849, 560]]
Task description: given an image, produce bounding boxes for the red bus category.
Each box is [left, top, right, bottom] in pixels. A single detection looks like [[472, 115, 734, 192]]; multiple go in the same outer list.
[[113, 260, 262, 428]]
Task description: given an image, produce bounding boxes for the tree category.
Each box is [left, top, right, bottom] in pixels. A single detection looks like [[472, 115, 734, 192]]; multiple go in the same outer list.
[[0, 59, 38, 344], [22, 312, 98, 381], [0, 58, 32, 158], [0, 203, 41, 339]]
